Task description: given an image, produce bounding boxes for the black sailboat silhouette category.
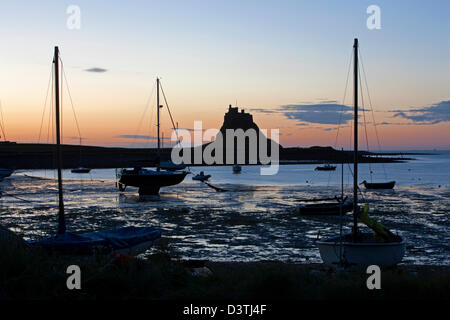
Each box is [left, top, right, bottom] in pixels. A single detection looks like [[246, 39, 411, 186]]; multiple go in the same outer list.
[[118, 78, 187, 196]]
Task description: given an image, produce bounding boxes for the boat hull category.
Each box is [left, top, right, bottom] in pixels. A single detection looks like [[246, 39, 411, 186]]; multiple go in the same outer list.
[[297, 202, 353, 216], [316, 234, 405, 267], [71, 168, 91, 174], [119, 170, 187, 195], [30, 226, 162, 256], [315, 166, 336, 171], [363, 181, 396, 189]]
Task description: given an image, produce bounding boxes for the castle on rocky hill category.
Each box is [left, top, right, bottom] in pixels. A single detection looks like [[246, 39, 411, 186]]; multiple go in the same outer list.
[[220, 105, 259, 132]]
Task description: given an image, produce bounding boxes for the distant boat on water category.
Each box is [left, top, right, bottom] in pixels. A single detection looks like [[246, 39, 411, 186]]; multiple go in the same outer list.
[[315, 163, 336, 171], [192, 171, 211, 182], [118, 78, 188, 196], [232, 164, 242, 174], [71, 167, 91, 174]]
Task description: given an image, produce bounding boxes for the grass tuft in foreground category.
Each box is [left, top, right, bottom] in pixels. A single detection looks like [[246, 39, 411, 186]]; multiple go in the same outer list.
[[0, 240, 449, 300]]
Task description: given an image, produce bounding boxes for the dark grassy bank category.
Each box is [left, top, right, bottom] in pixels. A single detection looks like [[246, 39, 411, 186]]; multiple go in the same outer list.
[[1, 240, 449, 300]]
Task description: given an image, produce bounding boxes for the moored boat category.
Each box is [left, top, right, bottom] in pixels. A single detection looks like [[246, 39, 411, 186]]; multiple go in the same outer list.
[[32, 47, 162, 255], [31, 226, 161, 255], [118, 167, 187, 195], [317, 233, 405, 267], [192, 171, 211, 182], [297, 200, 353, 216], [316, 39, 405, 268], [71, 167, 91, 174], [118, 78, 187, 195], [315, 164, 336, 171], [232, 164, 242, 173], [361, 180, 395, 189]]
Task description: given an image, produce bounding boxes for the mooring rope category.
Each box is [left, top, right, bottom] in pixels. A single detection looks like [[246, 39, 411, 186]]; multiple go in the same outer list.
[[1, 191, 41, 203]]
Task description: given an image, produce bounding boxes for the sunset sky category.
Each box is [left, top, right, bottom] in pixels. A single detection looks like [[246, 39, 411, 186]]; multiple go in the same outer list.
[[0, 0, 448, 150]]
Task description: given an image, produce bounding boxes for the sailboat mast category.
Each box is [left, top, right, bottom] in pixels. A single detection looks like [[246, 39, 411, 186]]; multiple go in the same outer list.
[[353, 38, 359, 239], [54, 46, 66, 234], [156, 77, 161, 169]]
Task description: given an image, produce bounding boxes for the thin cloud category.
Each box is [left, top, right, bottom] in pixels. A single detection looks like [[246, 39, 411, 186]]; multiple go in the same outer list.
[[319, 100, 338, 104], [280, 103, 353, 125], [85, 67, 108, 73], [393, 100, 450, 124], [116, 134, 170, 140], [248, 108, 277, 114], [171, 127, 205, 132], [66, 136, 87, 141]]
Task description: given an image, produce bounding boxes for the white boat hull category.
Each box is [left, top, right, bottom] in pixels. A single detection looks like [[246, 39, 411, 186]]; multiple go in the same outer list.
[[317, 234, 405, 267]]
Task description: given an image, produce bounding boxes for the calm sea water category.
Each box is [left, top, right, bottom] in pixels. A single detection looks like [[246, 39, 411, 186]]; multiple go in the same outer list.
[[0, 151, 449, 265]]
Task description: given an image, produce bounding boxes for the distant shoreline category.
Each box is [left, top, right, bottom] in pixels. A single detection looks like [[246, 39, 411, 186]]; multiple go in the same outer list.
[[0, 142, 425, 169]]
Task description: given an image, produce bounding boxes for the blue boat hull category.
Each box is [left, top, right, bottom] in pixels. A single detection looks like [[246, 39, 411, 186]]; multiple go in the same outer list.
[[30, 226, 162, 255]]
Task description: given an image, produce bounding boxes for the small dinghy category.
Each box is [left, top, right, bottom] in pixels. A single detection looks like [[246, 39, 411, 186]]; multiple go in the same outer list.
[[361, 180, 395, 189], [31, 226, 161, 255], [315, 164, 336, 171], [297, 199, 353, 216], [232, 164, 242, 173], [71, 167, 91, 174], [192, 171, 211, 182]]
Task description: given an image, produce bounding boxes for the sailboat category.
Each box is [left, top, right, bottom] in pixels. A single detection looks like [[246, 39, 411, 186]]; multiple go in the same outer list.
[[298, 152, 352, 216], [32, 47, 161, 255], [316, 39, 405, 267], [118, 78, 188, 196]]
